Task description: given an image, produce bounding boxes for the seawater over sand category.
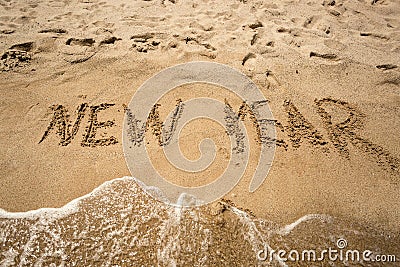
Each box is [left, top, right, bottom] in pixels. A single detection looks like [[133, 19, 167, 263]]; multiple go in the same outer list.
[[1, 177, 398, 266]]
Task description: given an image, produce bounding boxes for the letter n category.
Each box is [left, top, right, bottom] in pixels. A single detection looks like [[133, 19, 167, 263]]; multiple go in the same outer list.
[[39, 103, 88, 146]]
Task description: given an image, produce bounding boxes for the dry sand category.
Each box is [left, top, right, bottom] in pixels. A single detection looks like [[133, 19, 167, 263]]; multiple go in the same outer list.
[[0, 0, 399, 265]]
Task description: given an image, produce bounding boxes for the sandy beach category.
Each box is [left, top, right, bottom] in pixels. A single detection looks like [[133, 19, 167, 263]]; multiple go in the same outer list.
[[0, 0, 399, 265]]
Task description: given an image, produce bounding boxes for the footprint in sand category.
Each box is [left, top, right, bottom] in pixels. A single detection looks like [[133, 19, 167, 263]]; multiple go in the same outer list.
[[38, 28, 68, 34], [0, 50, 31, 71], [0, 42, 34, 71], [100, 36, 121, 45], [0, 29, 15, 34], [61, 37, 97, 64], [310, 51, 339, 60], [376, 64, 398, 71], [131, 33, 163, 53]]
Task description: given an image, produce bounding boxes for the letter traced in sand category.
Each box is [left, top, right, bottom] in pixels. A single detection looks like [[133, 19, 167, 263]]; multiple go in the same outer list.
[[123, 62, 276, 207], [315, 98, 400, 174]]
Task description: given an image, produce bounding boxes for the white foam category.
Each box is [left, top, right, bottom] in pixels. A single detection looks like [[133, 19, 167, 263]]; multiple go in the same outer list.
[[0, 176, 136, 219], [0, 176, 338, 266], [278, 214, 333, 236]]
